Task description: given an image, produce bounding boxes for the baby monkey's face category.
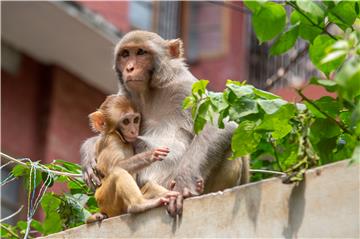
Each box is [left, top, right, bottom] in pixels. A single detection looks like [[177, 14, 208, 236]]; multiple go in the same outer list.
[[117, 112, 141, 143]]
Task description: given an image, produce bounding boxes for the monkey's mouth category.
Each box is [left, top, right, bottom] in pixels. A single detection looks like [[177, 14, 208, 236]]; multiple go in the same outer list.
[[126, 79, 143, 83]]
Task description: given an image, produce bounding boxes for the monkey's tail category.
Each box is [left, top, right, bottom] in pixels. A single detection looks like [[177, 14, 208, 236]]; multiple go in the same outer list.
[[240, 155, 250, 185]]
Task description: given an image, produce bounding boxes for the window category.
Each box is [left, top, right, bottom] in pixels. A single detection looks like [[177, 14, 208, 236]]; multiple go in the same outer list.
[[129, 1, 154, 31], [183, 2, 229, 61]]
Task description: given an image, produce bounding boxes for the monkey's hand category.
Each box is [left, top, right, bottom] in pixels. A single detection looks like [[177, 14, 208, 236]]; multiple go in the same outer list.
[[166, 175, 204, 217], [82, 159, 101, 191], [81, 136, 102, 191], [150, 147, 170, 162]]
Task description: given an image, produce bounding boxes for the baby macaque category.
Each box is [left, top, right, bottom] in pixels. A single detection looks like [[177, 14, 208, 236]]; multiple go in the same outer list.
[[86, 95, 178, 223]]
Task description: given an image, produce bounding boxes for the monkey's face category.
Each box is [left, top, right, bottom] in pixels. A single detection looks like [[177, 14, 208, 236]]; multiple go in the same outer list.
[[116, 46, 154, 93], [117, 112, 141, 143]]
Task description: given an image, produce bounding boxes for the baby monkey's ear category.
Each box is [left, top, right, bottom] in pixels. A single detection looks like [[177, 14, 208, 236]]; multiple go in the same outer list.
[[89, 111, 106, 133]]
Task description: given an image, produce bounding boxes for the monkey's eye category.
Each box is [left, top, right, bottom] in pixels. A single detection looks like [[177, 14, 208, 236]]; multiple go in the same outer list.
[[121, 50, 129, 58], [137, 49, 147, 55], [122, 118, 130, 125], [134, 116, 140, 124]]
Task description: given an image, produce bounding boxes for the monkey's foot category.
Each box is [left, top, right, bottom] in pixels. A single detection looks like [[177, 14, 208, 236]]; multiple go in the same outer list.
[[196, 178, 204, 194], [86, 212, 108, 223], [128, 197, 169, 214]]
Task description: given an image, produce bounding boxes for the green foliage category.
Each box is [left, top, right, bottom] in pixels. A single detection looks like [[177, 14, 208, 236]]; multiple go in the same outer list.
[[185, 0, 360, 183], [1, 160, 97, 238], [245, 1, 286, 43]]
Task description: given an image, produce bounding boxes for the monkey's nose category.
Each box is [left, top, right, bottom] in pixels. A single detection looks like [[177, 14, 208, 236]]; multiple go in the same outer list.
[[126, 66, 134, 73]]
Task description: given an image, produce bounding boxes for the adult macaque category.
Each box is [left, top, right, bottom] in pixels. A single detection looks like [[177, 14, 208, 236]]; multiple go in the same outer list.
[[86, 95, 178, 223], [81, 31, 249, 217]]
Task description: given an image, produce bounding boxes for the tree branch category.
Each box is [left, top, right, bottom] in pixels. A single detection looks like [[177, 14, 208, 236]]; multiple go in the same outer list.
[[286, 1, 337, 40], [296, 89, 352, 134]]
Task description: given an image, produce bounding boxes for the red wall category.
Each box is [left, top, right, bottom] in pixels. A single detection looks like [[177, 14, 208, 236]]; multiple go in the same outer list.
[[1, 56, 45, 160], [1, 54, 105, 166], [77, 1, 130, 32], [43, 67, 105, 164]]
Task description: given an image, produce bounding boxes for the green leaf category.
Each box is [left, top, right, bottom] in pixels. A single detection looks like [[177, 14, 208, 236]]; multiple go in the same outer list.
[[31, 220, 44, 233], [310, 118, 342, 140], [182, 96, 195, 110], [309, 77, 338, 92], [328, 2, 357, 30], [243, 0, 264, 14], [296, 0, 326, 18], [41, 193, 62, 235], [231, 121, 262, 157], [217, 107, 229, 129], [333, 134, 357, 162], [229, 98, 259, 121], [257, 104, 296, 139], [11, 164, 28, 177], [227, 84, 254, 98], [192, 80, 209, 96], [351, 102, 360, 136], [290, 10, 322, 42], [304, 96, 341, 119], [320, 50, 347, 64], [335, 57, 360, 102], [270, 24, 299, 55], [309, 35, 345, 75], [252, 2, 286, 43], [194, 116, 207, 134], [208, 92, 228, 111], [253, 88, 280, 99], [257, 99, 288, 114]]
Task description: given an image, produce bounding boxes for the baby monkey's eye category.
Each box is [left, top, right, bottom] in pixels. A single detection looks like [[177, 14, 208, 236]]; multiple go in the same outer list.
[[121, 50, 129, 58], [137, 48, 147, 55], [134, 116, 140, 124], [122, 118, 130, 125]]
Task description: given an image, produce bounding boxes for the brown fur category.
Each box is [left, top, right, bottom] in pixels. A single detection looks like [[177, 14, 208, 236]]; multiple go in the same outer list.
[[86, 95, 175, 223]]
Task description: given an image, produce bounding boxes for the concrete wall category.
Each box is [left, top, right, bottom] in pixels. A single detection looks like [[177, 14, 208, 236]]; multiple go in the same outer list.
[[42, 160, 359, 238]]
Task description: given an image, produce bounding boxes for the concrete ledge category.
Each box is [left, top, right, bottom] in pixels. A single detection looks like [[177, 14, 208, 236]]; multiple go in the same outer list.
[[42, 160, 359, 238]]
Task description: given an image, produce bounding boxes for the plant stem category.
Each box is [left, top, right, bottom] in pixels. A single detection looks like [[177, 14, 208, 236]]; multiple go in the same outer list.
[[286, 1, 337, 40], [0, 224, 20, 239], [0, 152, 82, 178], [270, 137, 284, 172], [296, 89, 352, 134], [250, 169, 286, 176]]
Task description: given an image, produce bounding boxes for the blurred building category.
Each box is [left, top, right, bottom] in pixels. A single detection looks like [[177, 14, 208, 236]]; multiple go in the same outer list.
[[1, 1, 322, 222]]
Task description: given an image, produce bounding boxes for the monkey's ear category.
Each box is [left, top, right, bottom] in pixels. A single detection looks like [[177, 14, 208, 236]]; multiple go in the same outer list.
[[89, 111, 106, 132], [168, 39, 184, 58]]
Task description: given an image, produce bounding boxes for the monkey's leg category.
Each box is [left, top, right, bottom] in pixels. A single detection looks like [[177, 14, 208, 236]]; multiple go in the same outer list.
[[205, 155, 250, 193], [141, 181, 170, 199], [127, 197, 169, 214], [111, 168, 169, 214]]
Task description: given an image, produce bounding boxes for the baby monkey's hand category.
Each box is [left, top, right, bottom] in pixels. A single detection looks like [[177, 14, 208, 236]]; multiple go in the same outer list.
[[150, 147, 170, 162]]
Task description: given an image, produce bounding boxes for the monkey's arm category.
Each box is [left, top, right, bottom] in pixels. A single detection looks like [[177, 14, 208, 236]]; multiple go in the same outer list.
[[80, 136, 101, 190], [115, 147, 169, 174], [115, 151, 153, 174]]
